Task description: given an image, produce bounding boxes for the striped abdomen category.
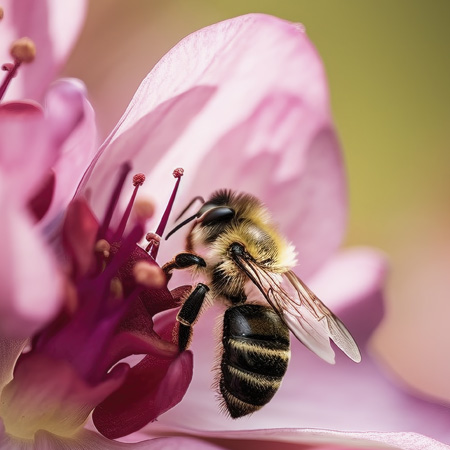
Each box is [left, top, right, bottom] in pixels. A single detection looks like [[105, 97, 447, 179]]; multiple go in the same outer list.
[[219, 304, 290, 418]]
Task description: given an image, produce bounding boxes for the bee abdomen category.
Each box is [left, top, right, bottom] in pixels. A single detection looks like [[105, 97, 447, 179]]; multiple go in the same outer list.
[[219, 304, 290, 418]]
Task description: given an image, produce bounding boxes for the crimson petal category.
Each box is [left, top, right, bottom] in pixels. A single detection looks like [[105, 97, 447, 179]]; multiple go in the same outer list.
[[92, 350, 193, 439]]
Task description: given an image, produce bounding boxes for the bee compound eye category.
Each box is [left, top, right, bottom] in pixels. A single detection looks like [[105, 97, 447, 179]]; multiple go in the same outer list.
[[199, 207, 235, 226]]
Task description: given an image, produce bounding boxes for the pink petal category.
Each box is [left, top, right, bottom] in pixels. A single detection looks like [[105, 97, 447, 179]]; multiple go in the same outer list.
[[0, 182, 62, 338], [149, 249, 450, 446], [0, 353, 128, 440], [0, 0, 87, 101], [0, 79, 87, 206], [62, 198, 99, 277], [145, 426, 450, 450], [79, 14, 346, 277], [92, 351, 193, 439], [40, 79, 97, 228], [0, 103, 52, 204], [34, 429, 229, 449]]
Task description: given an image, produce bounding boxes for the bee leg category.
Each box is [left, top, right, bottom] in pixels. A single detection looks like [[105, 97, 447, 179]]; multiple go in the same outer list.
[[177, 283, 210, 351], [162, 252, 206, 281]]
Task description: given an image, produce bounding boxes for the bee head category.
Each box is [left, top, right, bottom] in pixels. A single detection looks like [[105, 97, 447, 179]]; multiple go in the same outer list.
[[198, 205, 235, 227], [165, 202, 235, 240]]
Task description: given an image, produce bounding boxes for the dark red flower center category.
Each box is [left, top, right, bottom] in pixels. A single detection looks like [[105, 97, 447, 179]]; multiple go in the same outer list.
[[0, 164, 193, 440]]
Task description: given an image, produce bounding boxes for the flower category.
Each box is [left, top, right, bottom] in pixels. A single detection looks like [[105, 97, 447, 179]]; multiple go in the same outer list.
[[0, 0, 95, 337], [1, 8, 449, 450]]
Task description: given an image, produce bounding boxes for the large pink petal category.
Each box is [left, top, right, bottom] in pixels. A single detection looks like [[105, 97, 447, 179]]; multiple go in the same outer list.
[[33, 429, 229, 449], [144, 426, 450, 450], [147, 249, 450, 446], [0, 182, 62, 338], [79, 14, 346, 277], [0, 0, 87, 101]]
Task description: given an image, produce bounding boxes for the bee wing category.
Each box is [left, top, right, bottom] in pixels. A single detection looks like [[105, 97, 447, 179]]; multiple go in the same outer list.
[[231, 251, 361, 364], [283, 271, 361, 363]]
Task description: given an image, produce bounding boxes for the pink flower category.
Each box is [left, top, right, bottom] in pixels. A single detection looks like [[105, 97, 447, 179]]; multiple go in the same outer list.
[[1, 9, 449, 450], [0, 0, 94, 337]]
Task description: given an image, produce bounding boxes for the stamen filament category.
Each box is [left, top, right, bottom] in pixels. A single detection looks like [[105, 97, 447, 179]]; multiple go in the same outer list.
[[113, 173, 146, 240], [148, 168, 184, 259], [98, 163, 132, 240], [0, 37, 36, 101], [0, 60, 20, 101]]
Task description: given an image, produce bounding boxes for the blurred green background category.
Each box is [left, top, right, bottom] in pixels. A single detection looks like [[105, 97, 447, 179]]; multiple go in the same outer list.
[[64, 1, 450, 403]]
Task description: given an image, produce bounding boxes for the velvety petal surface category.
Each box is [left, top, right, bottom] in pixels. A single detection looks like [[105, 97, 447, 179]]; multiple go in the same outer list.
[[0, 181, 62, 338], [146, 249, 450, 447], [0, 0, 87, 101], [33, 430, 230, 450], [145, 427, 450, 450], [79, 14, 346, 278]]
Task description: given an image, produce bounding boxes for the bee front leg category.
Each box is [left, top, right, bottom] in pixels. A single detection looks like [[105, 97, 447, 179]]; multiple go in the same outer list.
[[177, 283, 209, 351], [162, 252, 206, 281]]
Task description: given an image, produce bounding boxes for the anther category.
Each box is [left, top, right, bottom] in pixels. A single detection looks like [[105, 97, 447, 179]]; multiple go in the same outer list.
[[0, 8, 4, 20], [132, 173, 145, 187], [133, 262, 165, 288], [0, 38, 36, 102], [133, 198, 155, 223], [149, 168, 184, 259], [113, 172, 146, 240], [110, 277, 124, 300], [95, 239, 111, 259], [145, 232, 160, 253], [173, 168, 184, 178], [10, 37, 36, 63]]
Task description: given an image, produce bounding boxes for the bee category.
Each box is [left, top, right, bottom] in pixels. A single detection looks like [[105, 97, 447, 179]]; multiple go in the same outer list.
[[163, 189, 361, 418]]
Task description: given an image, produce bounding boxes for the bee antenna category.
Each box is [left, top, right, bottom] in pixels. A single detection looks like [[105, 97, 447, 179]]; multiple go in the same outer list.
[[175, 196, 205, 221], [165, 212, 198, 240]]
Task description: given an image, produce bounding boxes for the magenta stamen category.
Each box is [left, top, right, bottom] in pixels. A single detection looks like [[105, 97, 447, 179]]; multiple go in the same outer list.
[[0, 60, 20, 101], [148, 168, 184, 259], [98, 162, 132, 240], [113, 173, 146, 240]]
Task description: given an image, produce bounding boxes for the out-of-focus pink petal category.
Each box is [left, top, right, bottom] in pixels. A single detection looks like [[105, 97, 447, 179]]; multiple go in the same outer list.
[[0, 104, 52, 204], [0, 183, 62, 338], [93, 351, 193, 439], [79, 14, 345, 277], [0, 79, 86, 206], [0, 0, 87, 101], [151, 250, 450, 446], [62, 198, 99, 277], [0, 100, 42, 115], [40, 79, 97, 228], [44, 78, 91, 148], [28, 171, 56, 221], [0, 353, 128, 440]]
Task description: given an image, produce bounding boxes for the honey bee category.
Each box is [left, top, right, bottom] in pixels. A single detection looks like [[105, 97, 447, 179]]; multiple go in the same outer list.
[[163, 190, 361, 418]]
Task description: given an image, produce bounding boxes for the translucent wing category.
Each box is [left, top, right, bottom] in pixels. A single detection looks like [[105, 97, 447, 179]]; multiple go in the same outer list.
[[283, 270, 361, 363], [231, 248, 361, 364]]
